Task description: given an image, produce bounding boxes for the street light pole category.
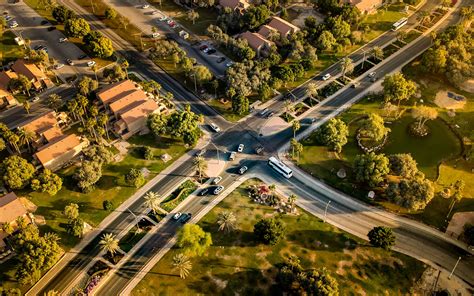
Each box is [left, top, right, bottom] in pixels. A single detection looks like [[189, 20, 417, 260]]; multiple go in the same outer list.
[[448, 256, 461, 279], [324, 200, 331, 223]]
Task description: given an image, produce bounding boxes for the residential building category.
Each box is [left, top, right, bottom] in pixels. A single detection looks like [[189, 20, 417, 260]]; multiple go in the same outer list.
[[11, 59, 54, 91], [0, 192, 31, 249], [265, 16, 300, 39], [219, 0, 250, 13], [0, 88, 17, 109], [0, 70, 18, 91], [114, 99, 161, 139], [239, 31, 275, 57], [343, 0, 383, 13], [19, 111, 60, 147], [34, 134, 89, 171]]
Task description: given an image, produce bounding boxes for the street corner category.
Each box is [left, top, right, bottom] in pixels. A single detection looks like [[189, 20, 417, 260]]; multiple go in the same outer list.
[[260, 116, 289, 137]]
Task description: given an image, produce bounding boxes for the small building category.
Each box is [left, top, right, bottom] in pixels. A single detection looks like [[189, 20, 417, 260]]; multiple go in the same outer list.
[[343, 0, 383, 14], [265, 16, 300, 39], [11, 59, 54, 91], [239, 31, 275, 57], [19, 111, 60, 147], [114, 99, 161, 139], [0, 88, 17, 109], [0, 192, 31, 249], [0, 70, 18, 91], [34, 134, 89, 171], [219, 0, 250, 13]]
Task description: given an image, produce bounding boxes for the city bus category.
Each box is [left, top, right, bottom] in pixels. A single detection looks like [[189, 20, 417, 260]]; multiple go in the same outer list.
[[268, 157, 293, 179], [392, 17, 408, 31]]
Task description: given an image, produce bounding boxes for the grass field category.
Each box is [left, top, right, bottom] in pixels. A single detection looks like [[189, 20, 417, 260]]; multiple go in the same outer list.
[[361, 4, 407, 42], [0, 31, 25, 64], [132, 179, 425, 295]]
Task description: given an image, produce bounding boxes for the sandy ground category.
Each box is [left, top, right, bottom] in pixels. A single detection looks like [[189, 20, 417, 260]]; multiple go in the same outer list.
[[260, 117, 289, 136], [288, 4, 325, 27], [414, 267, 473, 295], [434, 90, 466, 109], [459, 79, 474, 94], [204, 158, 226, 178], [446, 211, 474, 239]]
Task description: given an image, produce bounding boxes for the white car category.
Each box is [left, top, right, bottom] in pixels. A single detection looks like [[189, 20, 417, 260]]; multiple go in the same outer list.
[[226, 61, 234, 67], [31, 96, 40, 102], [151, 10, 159, 15], [322, 73, 331, 81], [9, 21, 18, 28], [142, 4, 150, 9], [239, 166, 248, 175], [59, 37, 68, 43], [213, 186, 224, 195], [203, 48, 211, 53], [213, 176, 222, 184], [368, 71, 376, 78], [87, 61, 96, 67], [173, 212, 182, 220], [151, 32, 160, 38], [53, 63, 65, 70], [159, 16, 168, 21], [237, 144, 244, 153], [210, 123, 220, 132], [229, 151, 236, 161]]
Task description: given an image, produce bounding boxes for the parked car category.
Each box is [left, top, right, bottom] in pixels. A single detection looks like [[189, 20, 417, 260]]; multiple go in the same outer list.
[[87, 61, 96, 67], [259, 108, 269, 116], [322, 73, 331, 81], [229, 151, 236, 161], [151, 32, 160, 38], [216, 57, 226, 63], [173, 212, 182, 220], [199, 188, 209, 196], [53, 63, 64, 70], [4, 15, 13, 21], [207, 49, 216, 55], [203, 47, 211, 53], [209, 123, 220, 132], [368, 71, 376, 78], [151, 10, 159, 15], [255, 145, 264, 155], [225, 61, 234, 67], [31, 96, 40, 102], [239, 166, 248, 175], [213, 186, 224, 195], [59, 37, 68, 43], [8, 21, 18, 28], [213, 176, 222, 185], [180, 213, 192, 224], [159, 15, 168, 21], [237, 144, 244, 153], [66, 59, 74, 66]]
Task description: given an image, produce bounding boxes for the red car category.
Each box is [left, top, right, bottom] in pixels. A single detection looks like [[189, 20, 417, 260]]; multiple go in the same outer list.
[[168, 21, 175, 27]]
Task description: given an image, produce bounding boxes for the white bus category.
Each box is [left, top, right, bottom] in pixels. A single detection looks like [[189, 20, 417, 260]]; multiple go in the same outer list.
[[268, 157, 293, 179], [392, 18, 408, 31]]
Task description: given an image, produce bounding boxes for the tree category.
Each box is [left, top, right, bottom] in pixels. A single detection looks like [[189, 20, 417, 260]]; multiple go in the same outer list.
[[172, 253, 192, 279], [3, 130, 21, 154], [16, 127, 35, 152], [464, 224, 474, 246], [31, 169, 62, 196], [340, 57, 354, 78], [2, 222, 14, 236], [99, 233, 119, 255], [23, 101, 31, 114], [382, 72, 417, 106], [187, 9, 199, 24], [411, 105, 438, 131], [17, 74, 32, 97], [354, 152, 390, 187], [47, 94, 63, 111], [388, 154, 418, 179], [447, 180, 465, 215], [74, 161, 102, 192], [77, 76, 98, 95], [103, 200, 113, 211], [258, 82, 272, 101], [368, 226, 395, 250], [144, 191, 161, 214], [232, 95, 249, 115], [65, 17, 90, 37], [52, 5, 75, 23], [292, 120, 300, 138], [317, 30, 337, 51], [84, 145, 114, 165], [104, 7, 117, 20], [63, 203, 79, 220], [1, 156, 35, 189], [125, 168, 145, 188], [66, 218, 84, 238], [83, 32, 114, 58], [242, 5, 271, 30], [359, 113, 390, 143], [290, 138, 303, 160], [0, 138, 5, 152], [148, 113, 169, 136], [193, 155, 207, 181], [192, 65, 212, 86], [387, 178, 435, 210], [177, 224, 212, 257], [372, 46, 384, 61], [104, 64, 126, 82], [167, 105, 203, 141], [315, 118, 349, 153], [306, 82, 318, 100], [217, 211, 236, 233], [254, 217, 285, 245]]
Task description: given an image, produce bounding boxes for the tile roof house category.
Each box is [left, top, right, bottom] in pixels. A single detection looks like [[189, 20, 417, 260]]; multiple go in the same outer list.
[[219, 0, 250, 13], [343, 0, 383, 13], [97, 80, 165, 139], [11, 59, 54, 90], [0, 192, 30, 249], [0, 70, 18, 91], [19, 111, 60, 146], [239, 31, 275, 57], [34, 134, 89, 171], [0, 88, 17, 109], [266, 16, 300, 39]]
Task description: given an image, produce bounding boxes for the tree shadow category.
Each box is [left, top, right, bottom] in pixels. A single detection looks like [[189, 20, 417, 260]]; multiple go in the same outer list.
[[199, 221, 259, 247]]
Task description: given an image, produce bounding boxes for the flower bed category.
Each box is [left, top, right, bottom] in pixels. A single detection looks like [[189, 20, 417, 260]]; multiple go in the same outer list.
[[160, 180, 197, 212]]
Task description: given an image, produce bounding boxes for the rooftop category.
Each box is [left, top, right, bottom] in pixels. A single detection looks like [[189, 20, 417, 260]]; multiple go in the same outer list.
[[20, 111, 58, 135], [120, 99, 159, 126], [109, 89, 148, 114], [0, 192, 28, 224], [97, 80, 139, 105], [35, 134, 83, 166], [267, 16, 300, 37], [240, 31, 273, 51], [12, 59, 46, 81], [219, 0, 250, 10]]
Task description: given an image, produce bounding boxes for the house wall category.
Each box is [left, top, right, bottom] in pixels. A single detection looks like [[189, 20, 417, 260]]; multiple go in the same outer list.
[[42, 141, 88, 171]]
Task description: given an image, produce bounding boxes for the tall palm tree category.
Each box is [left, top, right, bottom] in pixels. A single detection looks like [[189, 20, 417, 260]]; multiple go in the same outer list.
[[23, 101, 31, 114], [292, 120, 300, 138], [193, 156, 207, 182], [67, 99, 79, 121], [4, 130, 20, 154], [16, 127, 36, 152], [372, 46, 384, 61], [98, 113, 110, 140], [288, 194, 297, 211], [144, 191, 161, 214], [217, 211, 236, 233], [340, 57, 354, 78], [306, 82, 318, 100], [91, 64, 98, 81], [99, 233, 119, 255], [172, 253, 192, 279], [417, 11, 431, 26], [47, 93, 63, 111]]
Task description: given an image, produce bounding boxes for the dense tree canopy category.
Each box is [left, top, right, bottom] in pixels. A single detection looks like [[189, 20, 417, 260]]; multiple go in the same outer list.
[[253, 217, 286, 245], [382, 73, 417, 106], [52, 5, 75, 23], [65, 17, 90, 37], [177, 224, 212, 257], [368, 226, 395, 250], [387, 178, 434, 211], [31, 169, 63, 196], [388, 154, 419, 179], [354, 152, 390, 187], [316, 118, 349, 153], [359, 113, 390, 143], [232, 95, 249, 115], [125, 168, 145, 188], [84, 145, 114, 165], [1, 156, 35, 189], [242, 5, 271, 30], [83, 31, 114, 58], [74, 161, 102, 192]]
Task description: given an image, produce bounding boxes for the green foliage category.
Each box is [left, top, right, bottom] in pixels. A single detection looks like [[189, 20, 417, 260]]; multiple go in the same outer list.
[[125, 168, 145, 188], [66, 218, 84, 238], [242, 5, 271, 30], [65, 17, 90, 37], [74, 161, 102, 192], [368, 226, 395, 250], [388, 154, 418, 179], [253, 217, 286, 245], [64, 203, 79, 220], [387, 178, 435, 211], [315, 118, 349, 153], [103, 64, 126, 82], [232, 95, 249, 115], [317, 30, 337, 50], [0, 286, 21, 296], [359, 113, 390, 143], [0, 138, 5, 152], [52, 5, 75, 23], [258, 83, 272, 101], [84, 145, 114, 165], [1, 156, 35, 189], [143, 146, 154, 160], [103, 200, 113, 211], [148, 113, 169, 136], [31, 169, 63, 196], [77, 76, 98, 95], [192, 65, 213, 85], [177, 224, 212, 257], [326, 15, 351, 41], [382, 72, 417, 106], [83, 31, 114, 58], [104, 7, 117, 20], [353, 152, 390, 187]]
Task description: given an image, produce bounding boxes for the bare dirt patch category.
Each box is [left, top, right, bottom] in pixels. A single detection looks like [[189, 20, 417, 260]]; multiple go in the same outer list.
[[434, 90, 466, 109], [446, 211, 474, 239], [288, 4, 324, 28], [459, 79, 474, 93]]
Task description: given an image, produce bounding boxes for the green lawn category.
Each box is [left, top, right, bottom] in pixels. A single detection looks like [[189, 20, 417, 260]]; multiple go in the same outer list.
[[132, 179, 425, 295], [0, 31, 25, 64], [160, 180, 198, 212], [361, 4, 407, 42]]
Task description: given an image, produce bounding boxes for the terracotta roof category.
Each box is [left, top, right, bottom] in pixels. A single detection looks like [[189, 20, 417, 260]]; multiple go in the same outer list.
[[258, 25, 278, 39], [0, 192, 28, 224], [219, 0, 249, 10], [96, 80, 138, 105], [35, 134, 83, 166], [343, 0, 383, 12], [109, 89, 148, 114], [0, 70, 18, 90], [119, 100, 159, 126], [20, 111, 58, 135], [0, 88, 15, 104], [267, 16, 300, 37], [12, 59, 46, 81], [239, 31, 273, 52], [42, 126, 64, 142]]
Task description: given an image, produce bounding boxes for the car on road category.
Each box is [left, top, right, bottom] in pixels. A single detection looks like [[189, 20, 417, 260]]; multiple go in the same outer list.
[[195, 149, 206, 157], [159, 15, 168, 21], [47, 26, 56, 31], [4, 15, 12, 21], [322, 73, 331, 81], [173, 212, 182, 220], [368, 71, 376, 78], [266, 111, 275, 118], [209, 123, 220, 132], [255, 145, 264, 155], [199, 188, 209, 196], [370, 76, 378, 82], [237, 144, 244, 153], [207, 49, 216, 55], [40, 20, 49, 25], [239, 166, 248, 175], [87, 61, 96, 67], [203, 47, 211, 53], [213, 186, 224, 195], [213, 176, 222, 184], [180, 213, 192, 224], [229, 151, 236, 161], [216, 57, 226, 63], [31, 96, 40, 102], [33, 45, 43, 50], [259, 108, 269, 116], [151, 10, 159, 15], [142, 4, 150, 8], [53, 63, 64, 70], [8, 21, 18, 28], [199, 45, 208, 51], [225, 61, 234, 67], [66, 59, 74, 66], [78, 54, 88, 60], [59, 37, 68, 43]]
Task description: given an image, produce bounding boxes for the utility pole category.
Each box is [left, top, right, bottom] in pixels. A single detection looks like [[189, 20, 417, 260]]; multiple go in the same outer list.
[[448, 256, 461, 279], [324, 200, 331, 223]]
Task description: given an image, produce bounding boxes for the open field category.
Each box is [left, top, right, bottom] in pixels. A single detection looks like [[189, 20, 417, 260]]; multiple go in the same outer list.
[[132, 179, 425, 295], [0, 30, 25, 64]]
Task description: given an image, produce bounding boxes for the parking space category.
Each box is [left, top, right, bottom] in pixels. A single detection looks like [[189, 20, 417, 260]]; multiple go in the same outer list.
[[1, 1, 92, 81]]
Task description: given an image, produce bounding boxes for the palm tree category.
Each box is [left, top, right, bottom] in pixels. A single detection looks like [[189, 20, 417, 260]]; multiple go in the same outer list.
[[340, 57, 354, 78], [292, 120, 300, 138], [193, 156, 207, 182], [16, 127, 35, 152], [290, 138, 303, 160], [187, 10, 199, 25], [288, 194, 297, 212], [47, 93, 63, 111], [98, 113, 110, 140], [67, 99, 79, 121], [4, 130, 20, 154], [144, 191, 161, 214], [372, 46, 384, 61], [121, 60, 129, 79], [306, 82, 318, 100], [172, 253, 192, 279], [2, 222, 14, 235], [99, 233, 119, 255], [91, 64, 98, 81], [417, 11, 430, 26], [217, 211, 236, 233], [23, 101, 31, 114]]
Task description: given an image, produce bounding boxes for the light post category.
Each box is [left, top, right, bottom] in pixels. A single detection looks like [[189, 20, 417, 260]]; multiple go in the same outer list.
[[448, 256, 461, 279], [324, 200, 331, 223]]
